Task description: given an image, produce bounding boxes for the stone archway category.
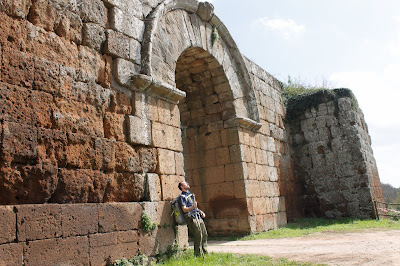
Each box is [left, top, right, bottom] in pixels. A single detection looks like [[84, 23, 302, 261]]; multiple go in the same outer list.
[[130, 1, 265, 235], [175, 47, 250, 235]]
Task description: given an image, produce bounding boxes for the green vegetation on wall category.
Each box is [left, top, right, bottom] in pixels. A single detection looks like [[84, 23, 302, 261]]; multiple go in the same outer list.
[[280, 76, 358, 121]]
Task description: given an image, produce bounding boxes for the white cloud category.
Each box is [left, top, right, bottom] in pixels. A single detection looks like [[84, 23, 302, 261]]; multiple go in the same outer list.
[[254, 17, 305, 40]]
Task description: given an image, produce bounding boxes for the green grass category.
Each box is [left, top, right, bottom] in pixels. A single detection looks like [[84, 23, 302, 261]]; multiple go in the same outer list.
[[156, 250, 318, 266], [239, 218, 400, 241]]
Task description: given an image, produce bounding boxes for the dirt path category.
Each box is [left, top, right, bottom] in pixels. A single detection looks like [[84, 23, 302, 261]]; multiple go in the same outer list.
[[207, 230, 400, 265]]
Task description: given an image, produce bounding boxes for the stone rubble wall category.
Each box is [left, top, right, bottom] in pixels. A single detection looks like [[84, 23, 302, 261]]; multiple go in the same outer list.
[[288, 92, 384, 218]]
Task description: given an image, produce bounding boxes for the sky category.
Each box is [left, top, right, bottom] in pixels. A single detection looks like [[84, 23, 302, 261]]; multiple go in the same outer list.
[[205, 0, 400, 188]]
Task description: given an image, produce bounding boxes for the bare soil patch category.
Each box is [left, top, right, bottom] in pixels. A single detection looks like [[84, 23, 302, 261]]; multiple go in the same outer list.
[[208, 230, 400, 265]]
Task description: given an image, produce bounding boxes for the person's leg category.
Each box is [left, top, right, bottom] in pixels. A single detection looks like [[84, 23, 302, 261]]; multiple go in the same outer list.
[[186, 217, 202, 256], [199, 219, 208, 254]]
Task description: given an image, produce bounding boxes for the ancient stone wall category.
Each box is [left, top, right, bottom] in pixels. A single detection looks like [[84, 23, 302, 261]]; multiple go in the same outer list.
[[287, 90, 384, 218], [0, 0, 384, 264]]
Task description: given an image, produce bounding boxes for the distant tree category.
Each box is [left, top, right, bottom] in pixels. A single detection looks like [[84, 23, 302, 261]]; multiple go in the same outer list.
[[381, 183, 398, 203]]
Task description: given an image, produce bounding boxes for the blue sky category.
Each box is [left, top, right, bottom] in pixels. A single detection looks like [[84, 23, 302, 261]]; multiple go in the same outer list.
[[206, 0, 400, 187]]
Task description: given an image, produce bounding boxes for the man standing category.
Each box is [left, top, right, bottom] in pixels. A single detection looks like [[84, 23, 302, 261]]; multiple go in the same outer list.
[[178, 181, 208, 257]]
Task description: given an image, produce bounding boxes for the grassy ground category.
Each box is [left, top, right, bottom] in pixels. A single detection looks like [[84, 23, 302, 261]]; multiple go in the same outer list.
[[156, 250, 319, 266], [238, 217, 400, 241], [117, 218, 400, 265]]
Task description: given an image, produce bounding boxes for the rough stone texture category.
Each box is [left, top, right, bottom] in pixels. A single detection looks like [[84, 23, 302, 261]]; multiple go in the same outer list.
[[23, 236, 89, 265], [98, 202, 142, 233], [287, 94, 383, 218], [89, 231, 138, 265], [0, 243, 23, 266], [0, 206, 16, 244], [61, 204, 99, 237], [17, 204, 62, 241]]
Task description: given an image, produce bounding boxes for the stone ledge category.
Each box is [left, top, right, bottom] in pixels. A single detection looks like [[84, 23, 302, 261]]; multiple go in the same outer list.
[[131, 74, 186, 104], [225, 117, 262, 131]]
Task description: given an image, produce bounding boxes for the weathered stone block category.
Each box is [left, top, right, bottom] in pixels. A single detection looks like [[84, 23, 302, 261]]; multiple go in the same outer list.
[[61, 204, 98, 237], [137, 147, 158, 173], [64, 133, 95, 169], [147, 173, 162, 201], [205, 165, 225, 185], [53, 99, 104, 137], [160, 175, 184, 201], [83, 22, 106, 51], [110, 6, 144, 41], [30, 90, 55, 128], [89, 231, 139, 266], [98, 202, 142, 232], [105, 173, 145, 202], [1, 47, 34, 88], [157, 149, 176, 175], [0, 206, 16, 244], [104, 112, 126, 141], [33, 57, 60, 95], [114, 141, 139, 172], [1, 122, 38, 164], [0, 0, 31, 18], [16, 204, 62, 241], [225, 163, 244, 182], [128, 115, 152, 146], [0, 243, 23, 266], [78, 45, 108, 84], [94, 138, 116, 171], [104, 29, 130, 58], [175, 152, 185, 176], [215, 146, 230, 165], [79, 0, 107, 25], [50, 169, 110, 203], [23, 236, 89, 265]]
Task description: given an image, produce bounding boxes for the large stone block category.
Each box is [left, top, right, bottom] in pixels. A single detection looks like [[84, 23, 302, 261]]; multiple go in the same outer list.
[[115, 58, 140, 86], [114, 141, 139, 172], [33, 57, 60, 95], [98, 202, 142, 232], [83, 22, 106, 51], [89, 231, 139, 266], [225, 162, 244, 182], [104, 112, 126, 141], [147, 173, 162, 202], [128, 115, 152, 146], [157, 149, 176, 175], [205, 165, 225, 185], [78, 45, 108, 85], [1, 122, 38, 164], [110, 6, 144, 42], [16, 204, 62, 241], [53, 98, 104, 138], [50, 169, 111, 203], [0, 163, 58, 204], [137, 147, 158, 173], [0, 0, 31, 18], [64, 133, 95, 169], [94, 137, 116, 171], [0, 82, 35, 125], [104, 173, 145, 202], [61, 204, 99, 237], [30, 89, 55, 128], [0, 206, 16, 244], [104, 29, 130, 58], [160, 175, 184, 201], [79, 0, 107, 26], [0, 243, 23, 266], [23, 236, 89, 265]]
